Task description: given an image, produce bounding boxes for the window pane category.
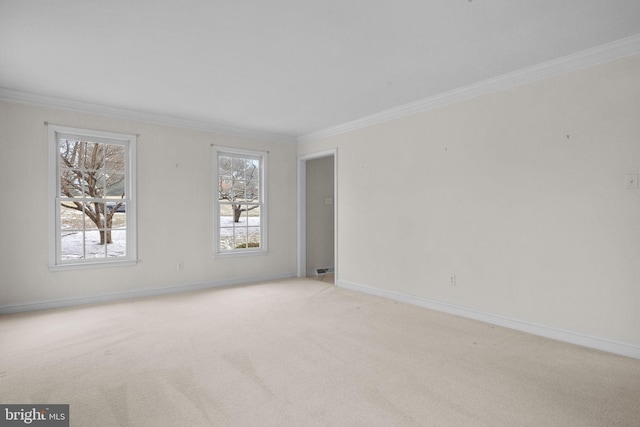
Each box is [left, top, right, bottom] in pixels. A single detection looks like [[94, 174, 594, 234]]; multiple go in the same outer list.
[[219, 229, 234, 252], [85, 203, 106, 229], [61, 202, 81, 230], [247, 227, 261, 248], [219, 204, 234, 226], [235, 205, 249, 224], [231, 179, 246, 200], [104, 144, 125, 172], [85, 230, 107, 259], [234, 227, 248, 249], [82, 170, 103, 199], [246, 180, 259, 202], [107, 201, 126, 216], [110, 210, 126, 229], [219, 238, 233, 252], [60, 168, 84, 197], [231, 158, 245, 178], [246, 159, 260, 182], [105, 174, 125, 197], [219, 156, 232, 174], [93, 171, 106, 197], [219, 203, 233, 220], [83, 142, 105, 171], [219, 178, 233, 201], [61, 230, 83, 260], [247, 205, 260, 226], [219, 204, 234, 251], [107, 230, 127, 258], [59, 139, 81, 168]]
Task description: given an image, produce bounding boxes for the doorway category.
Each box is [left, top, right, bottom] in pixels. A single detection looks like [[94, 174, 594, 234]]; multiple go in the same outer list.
[[297, 149, 337, 284]]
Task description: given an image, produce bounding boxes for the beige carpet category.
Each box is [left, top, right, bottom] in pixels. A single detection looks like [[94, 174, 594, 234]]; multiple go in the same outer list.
[[1, 278, 639, 426]]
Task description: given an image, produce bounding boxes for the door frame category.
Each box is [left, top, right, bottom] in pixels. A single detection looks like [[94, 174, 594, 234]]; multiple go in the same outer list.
[[297, 149, 338, 281]]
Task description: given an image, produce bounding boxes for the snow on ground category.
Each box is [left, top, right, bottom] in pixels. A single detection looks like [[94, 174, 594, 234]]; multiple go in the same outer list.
[[61, 229, 126, 260], [219, 216, 261, 249], [60, 216, 261, 259]]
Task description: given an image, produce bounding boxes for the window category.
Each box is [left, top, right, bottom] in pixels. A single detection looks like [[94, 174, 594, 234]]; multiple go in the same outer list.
[[48, 125, 137, 270], [213, 147, 267, 255]]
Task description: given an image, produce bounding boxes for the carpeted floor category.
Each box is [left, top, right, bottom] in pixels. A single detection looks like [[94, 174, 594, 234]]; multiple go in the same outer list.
[[1, 278, 639, 426]]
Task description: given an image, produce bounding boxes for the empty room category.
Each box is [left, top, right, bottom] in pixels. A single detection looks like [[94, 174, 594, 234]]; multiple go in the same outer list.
[[1, 1, 640, 426]]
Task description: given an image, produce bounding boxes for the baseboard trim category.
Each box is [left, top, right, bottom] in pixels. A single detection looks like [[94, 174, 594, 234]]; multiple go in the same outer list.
[[0, 272, 297, 315], [336, 279, 640, 360]]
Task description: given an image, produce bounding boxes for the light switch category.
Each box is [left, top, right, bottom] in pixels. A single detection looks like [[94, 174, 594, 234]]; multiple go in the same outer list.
[[324, 197, 333, 205], [625, 174, 638, 190]]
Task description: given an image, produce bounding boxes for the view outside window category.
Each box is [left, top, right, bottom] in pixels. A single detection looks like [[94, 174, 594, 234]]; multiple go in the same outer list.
[[216, 149, 265, 254], [50, 126, 136, 268]]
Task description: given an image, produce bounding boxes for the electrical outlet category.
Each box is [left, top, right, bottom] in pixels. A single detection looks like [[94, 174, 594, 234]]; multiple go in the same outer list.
[[177, 260, 184, 271], [450, 275, 456, 286]]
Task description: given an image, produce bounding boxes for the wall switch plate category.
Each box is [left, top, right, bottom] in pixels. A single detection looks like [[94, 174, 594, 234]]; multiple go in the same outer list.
[[324, 197, 333, 205], [625, 174, 638, 190]]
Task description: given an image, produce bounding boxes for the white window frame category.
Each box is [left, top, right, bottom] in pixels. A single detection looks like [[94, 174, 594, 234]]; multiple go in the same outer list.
[[48, 125, 137, 271], [213, 146, 268, 257]]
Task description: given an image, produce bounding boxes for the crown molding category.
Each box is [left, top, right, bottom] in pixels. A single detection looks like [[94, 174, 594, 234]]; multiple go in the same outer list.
[[3, 34, 639, 145], [0, 88, 297, 144], [297, 34, 640, 144]]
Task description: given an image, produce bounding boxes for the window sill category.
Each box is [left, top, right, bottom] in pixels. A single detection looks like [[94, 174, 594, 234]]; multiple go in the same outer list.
[[214, 249, 267, 259], [48, 259, 139, 272]]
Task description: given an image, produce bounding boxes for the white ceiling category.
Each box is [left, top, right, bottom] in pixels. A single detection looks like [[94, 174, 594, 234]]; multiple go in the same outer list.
[[2, 1, 640, 141]]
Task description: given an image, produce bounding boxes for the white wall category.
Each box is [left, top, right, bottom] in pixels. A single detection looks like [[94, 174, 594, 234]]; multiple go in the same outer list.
[[305, 155, 334, 274], [0, 101, 298, 310], [298, 55, 640, 349]]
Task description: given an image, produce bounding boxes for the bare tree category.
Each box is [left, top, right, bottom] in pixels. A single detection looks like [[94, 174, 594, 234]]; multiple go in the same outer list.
[[218, 156, 260, 222], [59, 139, 125, 244]]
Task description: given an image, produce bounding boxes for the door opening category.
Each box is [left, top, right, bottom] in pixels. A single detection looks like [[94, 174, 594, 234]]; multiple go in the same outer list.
[[297, 150, 337, 284]]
